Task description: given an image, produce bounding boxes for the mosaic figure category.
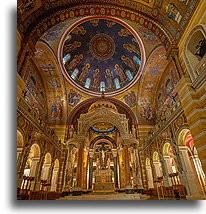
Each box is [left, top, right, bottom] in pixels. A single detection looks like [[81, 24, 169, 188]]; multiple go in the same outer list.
[[64, 41, 81, 53], [114, 64, 127, 82], [106, 20, 116, 28], [90, 19, 99, 27], [66, 54, 83, 71], [50, 96, 63, 121], [165, 3, 182, 23], [48, 78, 61, 88], [79, 63, 90, 82], [68, 89, 82, 107], [40, 64, 54, 76], [118, 28, 132, 37], [123, 43, 141, 55], [105, 69, 113, 89], [121, 55, 136, 71], [93, 68, 100, 88], [141, 103, 153, 120], [71, 26, 86, 35], [124, 91, 137, 107]]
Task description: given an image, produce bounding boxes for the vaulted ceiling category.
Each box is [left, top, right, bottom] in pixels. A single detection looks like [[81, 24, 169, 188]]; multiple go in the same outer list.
[[17, 0, 199, 128]]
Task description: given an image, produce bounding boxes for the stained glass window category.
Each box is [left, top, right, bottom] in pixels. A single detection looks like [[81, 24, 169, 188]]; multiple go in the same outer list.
[[71, 68, 79, 80], [114, 78, 120, 89], [85, 78, 91, 88], [100, 81, 106, 91], [126, 70, 133, 80], [63, 54, 71, 64]]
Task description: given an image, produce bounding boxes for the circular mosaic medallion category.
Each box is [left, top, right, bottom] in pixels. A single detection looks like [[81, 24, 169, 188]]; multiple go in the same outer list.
[[89, 34, 115, 61]]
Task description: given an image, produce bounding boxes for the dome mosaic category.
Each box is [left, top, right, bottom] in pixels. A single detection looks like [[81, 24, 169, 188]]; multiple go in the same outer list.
[[59, 17, 144, 96]]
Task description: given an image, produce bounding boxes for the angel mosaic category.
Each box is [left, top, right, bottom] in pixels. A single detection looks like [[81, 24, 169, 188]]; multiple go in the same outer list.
[[63, 41, 81, 53], [93, 68, 100, 88], [50, 96, 63, 121], [114, 64, 127, 82], [65, 54, 83, 71], [121, 55, 136, 71], [123, 43, 141, 55], [123, 91, 137, 107], [48, 78, 61, 88], [78, 63, 90, 82], [71, 26, 86, 35], [90, 19, 99, 27], [118, 28, 132, 37], [106, 20, 116, 28], [105, 69, 113, 89], [68, 89, 82, 107]]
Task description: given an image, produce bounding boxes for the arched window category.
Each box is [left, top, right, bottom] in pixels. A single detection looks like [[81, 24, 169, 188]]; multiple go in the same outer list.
[[85, 78, 91, 88], [71, 68, 79, 80], [133, 56, 141, 66], [114, 78, 120, 89], [184, 25, 206, 81], [63, 53, 71, 64], [126, 70, 133, 80], [100, 81, 105, 91]]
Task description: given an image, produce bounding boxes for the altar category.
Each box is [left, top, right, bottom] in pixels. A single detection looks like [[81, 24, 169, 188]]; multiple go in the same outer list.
[[93, 168, 114, 192]]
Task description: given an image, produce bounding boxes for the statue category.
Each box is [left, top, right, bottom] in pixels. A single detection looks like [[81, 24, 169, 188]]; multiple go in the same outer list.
[[96, 158, 100, 171], [69, 125, 74, 139], [107, 157, 111, 169]]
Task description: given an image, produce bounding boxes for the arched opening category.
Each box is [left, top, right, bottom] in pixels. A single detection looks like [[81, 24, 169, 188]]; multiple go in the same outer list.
[[51, 159, 60, 192], [152, 151, 163, 179], [178, 129, 206, 196], [21, 143, 41, 191], [162, 142, 180, 186], [184, 25, 206, 81], [17, 130, 24, 161], [145, 158, 154, 189], [41, 153, 52, 190]]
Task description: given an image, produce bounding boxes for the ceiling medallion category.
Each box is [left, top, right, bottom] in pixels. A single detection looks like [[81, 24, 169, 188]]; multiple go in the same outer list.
[[89, 33, 115, 61]]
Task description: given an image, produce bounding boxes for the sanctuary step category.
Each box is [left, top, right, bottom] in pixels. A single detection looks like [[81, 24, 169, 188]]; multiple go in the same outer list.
[[57, 193, 148, 200]]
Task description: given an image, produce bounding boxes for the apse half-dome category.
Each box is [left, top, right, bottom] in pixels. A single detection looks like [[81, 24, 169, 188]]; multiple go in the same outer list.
[[59, 17, 145, 96]]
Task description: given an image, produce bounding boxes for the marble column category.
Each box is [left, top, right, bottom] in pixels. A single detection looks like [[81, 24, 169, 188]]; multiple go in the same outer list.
[[30, 157, 40, 191], [163, 156, 173, 186], [153, 162, 162, 178], [76, 144, 84, 190], [41, 164, 51, 181], [112, 149, 118, 188], [146, 166, 154, 188], [88, 150, 94, 190], [123, 144, 133, 192], [178, 146, 205, 199], [51, 168, 59, 192]]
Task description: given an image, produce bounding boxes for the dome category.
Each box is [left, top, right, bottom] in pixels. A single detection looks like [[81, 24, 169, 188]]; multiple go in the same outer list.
[[59, 17, 145, 96], [88, 99, 118, 113]]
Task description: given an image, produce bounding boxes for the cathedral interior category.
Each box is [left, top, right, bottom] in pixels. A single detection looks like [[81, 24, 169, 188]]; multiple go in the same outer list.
[[17, 0, 206, 200]]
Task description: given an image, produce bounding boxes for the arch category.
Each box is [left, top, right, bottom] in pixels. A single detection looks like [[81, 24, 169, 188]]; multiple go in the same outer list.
[[44, 153, 52, 164], [51, 159, 60, 192], [90, 136, 117, 149], [145, 157, 151, 166], [22, 4, 175, 53], [68, 97, 138, 130], [29, 143, 41, 158], [162, 142, 171, 156], [183, 24, 206, 81], [17, 130, 24, 148], [178, 128, 195, 150], [152, 151, 160, 162]]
